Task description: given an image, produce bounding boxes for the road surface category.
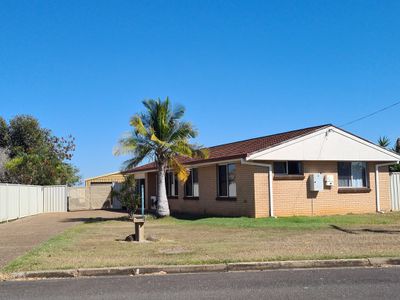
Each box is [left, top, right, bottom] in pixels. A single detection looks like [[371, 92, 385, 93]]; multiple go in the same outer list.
[[1, 267, 400, 299]]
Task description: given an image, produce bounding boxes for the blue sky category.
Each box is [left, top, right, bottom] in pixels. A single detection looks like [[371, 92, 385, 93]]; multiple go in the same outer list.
[[1, 0, 400, 181]]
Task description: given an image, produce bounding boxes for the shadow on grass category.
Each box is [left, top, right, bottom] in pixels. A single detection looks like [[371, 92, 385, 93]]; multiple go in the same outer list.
[[330, 224, 400, 235], [171, 212, 238, 221], [61, 216, 130, 224]]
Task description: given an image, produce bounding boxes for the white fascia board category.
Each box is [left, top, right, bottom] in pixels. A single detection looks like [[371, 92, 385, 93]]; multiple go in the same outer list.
[[247, 126, 400, 162]]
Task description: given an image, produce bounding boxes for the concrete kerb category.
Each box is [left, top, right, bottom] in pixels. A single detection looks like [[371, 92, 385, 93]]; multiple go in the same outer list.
[[5, 258, 400, 281]]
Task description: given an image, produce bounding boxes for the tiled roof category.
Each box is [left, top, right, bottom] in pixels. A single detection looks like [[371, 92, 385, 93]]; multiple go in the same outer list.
[[126, 124, 331, 173]]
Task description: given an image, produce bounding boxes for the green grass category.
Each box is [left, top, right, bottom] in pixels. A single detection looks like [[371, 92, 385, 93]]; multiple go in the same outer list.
[[159, 212, 400, 229], [3, 224, 89, 273], [3, 212, 400, 273]]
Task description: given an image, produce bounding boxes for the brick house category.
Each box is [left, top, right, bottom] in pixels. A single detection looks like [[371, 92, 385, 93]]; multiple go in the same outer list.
[[127, 124, 400, 217]]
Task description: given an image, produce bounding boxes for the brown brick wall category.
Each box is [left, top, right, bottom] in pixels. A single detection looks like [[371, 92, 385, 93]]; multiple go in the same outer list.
[[272, 161, 390, 216], [144, 161, 391, 217], [378, 165, 391, 211], [146, 163, 270, 217]]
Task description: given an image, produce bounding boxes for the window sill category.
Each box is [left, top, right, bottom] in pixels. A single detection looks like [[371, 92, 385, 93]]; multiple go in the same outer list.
[[274, 174, 305, 180], [183, 197, 199, 201], [338, 187, 371, 194], [216, 197, 237, 201], [167, 196, 178, 200]]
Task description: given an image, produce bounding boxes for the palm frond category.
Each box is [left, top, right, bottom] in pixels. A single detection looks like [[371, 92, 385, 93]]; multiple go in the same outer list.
[[378, 136, 391, 148], [130, 115, 148, 136], [113, 135, 138, 156], [168, 122, 197, 142], [171, 103, 185, 121], [121, 145, 152, 170], [169, 157, 189, 182], [169, 140, 194, 157], [150, 133, 169, 148], [192, 147, 210, 159]]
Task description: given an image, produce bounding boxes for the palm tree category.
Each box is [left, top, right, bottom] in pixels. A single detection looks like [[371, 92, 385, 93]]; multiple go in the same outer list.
[[378, 136, 391, 148], [377, 136, 400, 172], [115, 98, 208, 217]]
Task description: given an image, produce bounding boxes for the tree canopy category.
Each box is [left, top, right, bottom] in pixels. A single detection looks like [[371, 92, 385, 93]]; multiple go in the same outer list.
[[0, 115, 80, 185]]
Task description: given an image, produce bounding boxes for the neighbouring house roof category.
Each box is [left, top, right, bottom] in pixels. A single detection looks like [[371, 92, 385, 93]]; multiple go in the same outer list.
[[125, 124, 331, 173], [85, 171, 125, 185]]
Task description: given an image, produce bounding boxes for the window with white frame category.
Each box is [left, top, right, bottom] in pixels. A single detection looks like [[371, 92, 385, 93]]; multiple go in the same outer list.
[[273, 161, 303, 175], [165, 172, 178, 197], [184, 168, 199, 197], [338, 162, 368, 188], [217, 164, 237, 197]]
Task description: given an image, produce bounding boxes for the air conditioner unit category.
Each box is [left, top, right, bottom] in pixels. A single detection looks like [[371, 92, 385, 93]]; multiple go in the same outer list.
[[150, 196, 157, 210]]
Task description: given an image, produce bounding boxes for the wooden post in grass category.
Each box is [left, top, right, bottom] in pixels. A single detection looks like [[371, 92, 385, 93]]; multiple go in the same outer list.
[[133, 216, 145, 242]]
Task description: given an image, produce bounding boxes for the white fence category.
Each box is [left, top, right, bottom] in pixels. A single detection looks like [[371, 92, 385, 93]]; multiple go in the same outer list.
[[391, 172, 400, 211], [0, 184, 67, 223]]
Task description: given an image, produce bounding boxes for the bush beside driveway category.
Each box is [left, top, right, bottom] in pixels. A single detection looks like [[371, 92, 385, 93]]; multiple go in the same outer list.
[[3, 212, 400, 273]]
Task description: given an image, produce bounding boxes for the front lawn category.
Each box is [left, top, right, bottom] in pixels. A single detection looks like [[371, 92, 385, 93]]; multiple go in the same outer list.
[[3, 213, 400, 273]]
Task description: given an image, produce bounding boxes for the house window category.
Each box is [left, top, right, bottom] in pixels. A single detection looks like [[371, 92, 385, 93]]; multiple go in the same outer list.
[[338, 162, 368, 188], [273, 161, 303, 175], [165, 172, 178, 197], [217, 164, 237, 197], [184, 168, 199, 197]]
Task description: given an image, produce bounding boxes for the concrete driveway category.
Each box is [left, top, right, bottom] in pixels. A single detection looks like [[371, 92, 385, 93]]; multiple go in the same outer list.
[[0, 210, 126, 269]]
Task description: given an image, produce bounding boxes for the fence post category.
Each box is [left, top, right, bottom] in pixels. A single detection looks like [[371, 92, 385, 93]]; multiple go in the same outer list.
[[5, 183, 9, 222], [18, 184, 21, 219]]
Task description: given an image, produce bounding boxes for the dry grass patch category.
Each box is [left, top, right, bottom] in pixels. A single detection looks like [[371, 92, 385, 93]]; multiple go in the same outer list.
[[3, 213, 400, 273]]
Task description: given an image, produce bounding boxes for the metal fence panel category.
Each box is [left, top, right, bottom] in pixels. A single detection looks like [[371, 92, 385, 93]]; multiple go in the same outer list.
[[0, 185, 9, 222], [0, 184, 67, 222], [43, 186, 67, 213], [6, 185, 20, 221], [391, 173, 400, 211]]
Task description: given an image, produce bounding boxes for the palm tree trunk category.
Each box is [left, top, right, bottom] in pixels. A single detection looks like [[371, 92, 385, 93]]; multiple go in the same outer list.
[[156, 163, 170, 217]]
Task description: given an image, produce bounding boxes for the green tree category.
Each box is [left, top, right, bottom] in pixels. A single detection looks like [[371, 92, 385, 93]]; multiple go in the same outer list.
[[0, 117, 8, 148], [1, 115, 80, 185], [111, 175, 139, 217], [115, 98, 208, 217], [396, 138, 400, 154]]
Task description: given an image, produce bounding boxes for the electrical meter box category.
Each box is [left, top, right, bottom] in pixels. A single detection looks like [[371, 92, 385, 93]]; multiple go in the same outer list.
[[325, 174, 334, 187], [309, 173, 323, 191]]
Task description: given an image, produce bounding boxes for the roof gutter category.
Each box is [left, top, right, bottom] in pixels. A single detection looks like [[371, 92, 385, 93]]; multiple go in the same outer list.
[[375, 161, 398, 212], [241, 159, 274, 217]]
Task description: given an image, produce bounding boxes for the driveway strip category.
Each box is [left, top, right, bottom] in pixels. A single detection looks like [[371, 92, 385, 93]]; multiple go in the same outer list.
[[0, 210, 126, 268]]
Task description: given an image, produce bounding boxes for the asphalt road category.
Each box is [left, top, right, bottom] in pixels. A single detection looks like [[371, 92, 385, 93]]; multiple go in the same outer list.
[[1, 267, 400, 300]]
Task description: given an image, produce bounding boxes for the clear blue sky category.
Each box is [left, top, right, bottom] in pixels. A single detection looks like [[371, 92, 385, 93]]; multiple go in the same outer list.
[[1, 0, 400, 181]]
